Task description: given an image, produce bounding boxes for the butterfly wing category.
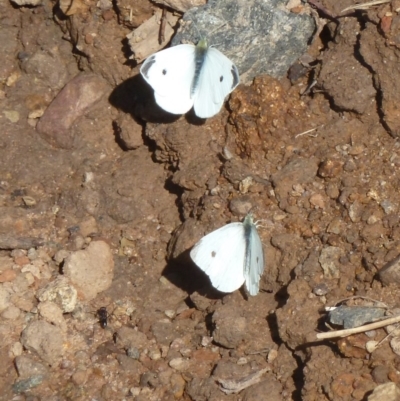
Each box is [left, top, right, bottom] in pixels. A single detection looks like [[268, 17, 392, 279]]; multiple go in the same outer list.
[[140, 44, 196, 115], [190, 222, 246, 293], [244, 221, 264, 296], [193, 47, 239, 118]]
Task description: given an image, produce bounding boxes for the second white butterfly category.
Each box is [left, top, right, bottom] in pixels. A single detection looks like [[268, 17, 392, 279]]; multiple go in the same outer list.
[[140, 39, 240, 119], [190, 214, 264, 296]]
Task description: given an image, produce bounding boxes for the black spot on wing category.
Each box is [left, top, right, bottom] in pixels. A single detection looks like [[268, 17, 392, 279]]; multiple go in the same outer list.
[[211, 251, 216, 258], [141, 55, 156, 79], [231, 64, 239, 89], [162, 69, 167, 75], [219, 76, 223, 82]]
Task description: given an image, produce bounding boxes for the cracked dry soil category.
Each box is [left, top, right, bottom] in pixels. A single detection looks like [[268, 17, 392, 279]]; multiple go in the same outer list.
[[2, 0, 400, 400]]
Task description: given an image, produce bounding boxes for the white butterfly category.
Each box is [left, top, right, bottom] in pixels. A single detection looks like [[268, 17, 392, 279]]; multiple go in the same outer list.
[[140, 39, 240, 119], [190, 214, 264, 296]]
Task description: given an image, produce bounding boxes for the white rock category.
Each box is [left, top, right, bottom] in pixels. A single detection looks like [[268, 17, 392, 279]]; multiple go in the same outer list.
[[368, 382, 400, 401], [37, 276, 77, 313]]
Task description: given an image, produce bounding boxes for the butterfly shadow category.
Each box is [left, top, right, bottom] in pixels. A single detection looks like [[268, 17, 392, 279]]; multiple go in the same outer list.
[[108, 74, 181, 124], [162, 249, 229, 299], [109, 75, 209, 126]]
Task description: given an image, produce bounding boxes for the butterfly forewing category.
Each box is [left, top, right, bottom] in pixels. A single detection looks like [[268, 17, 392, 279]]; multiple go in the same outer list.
[[140, 44, 197, 115], [190, 222, 246, 293]]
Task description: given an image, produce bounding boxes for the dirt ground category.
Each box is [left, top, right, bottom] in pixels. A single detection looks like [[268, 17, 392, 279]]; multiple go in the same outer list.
[[2, 0, 400, 400]]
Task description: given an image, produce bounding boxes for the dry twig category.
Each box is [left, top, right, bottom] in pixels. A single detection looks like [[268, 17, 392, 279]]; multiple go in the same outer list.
[[295, 126, 321, 138], [341, 0, 391, 12], [316, 314, 400, 340]]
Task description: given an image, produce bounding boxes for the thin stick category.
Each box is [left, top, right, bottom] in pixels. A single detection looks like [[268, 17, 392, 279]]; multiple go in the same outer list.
[[342, 0, 391, 12], [332, 295, 389, 308], [301, 79, 318, 96], [245, 348, 270, 355], [316, 314, 400, 340], [295, 126, 320, 138], [374, 323, 400, 348]]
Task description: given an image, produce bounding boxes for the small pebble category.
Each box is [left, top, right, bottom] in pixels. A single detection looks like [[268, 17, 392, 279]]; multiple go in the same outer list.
[[180, 348, 192, 358], [268, 349, 278, 363], [23, 196, 37, 207], [312, 283, 329, 296], [164, 309, 175, 319], [130, 387, 141, 396], [10, 342, 23, 357], [201, 336, 213, 347], [127, 347, 140, 360], [169, 357, 190, 372], [149, 349, 161, 361]]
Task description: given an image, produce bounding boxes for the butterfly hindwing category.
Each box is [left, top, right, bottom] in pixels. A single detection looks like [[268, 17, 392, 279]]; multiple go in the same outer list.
[[193, 47, 240, 118]]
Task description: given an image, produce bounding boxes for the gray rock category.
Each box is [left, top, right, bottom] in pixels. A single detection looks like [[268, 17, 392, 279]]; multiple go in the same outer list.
[[171, 0, 315, 83], [20, 321, 65, 366], [12, 375, 44, 394], [328, 306, 386, 329], [63, 241, 114, 301]]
